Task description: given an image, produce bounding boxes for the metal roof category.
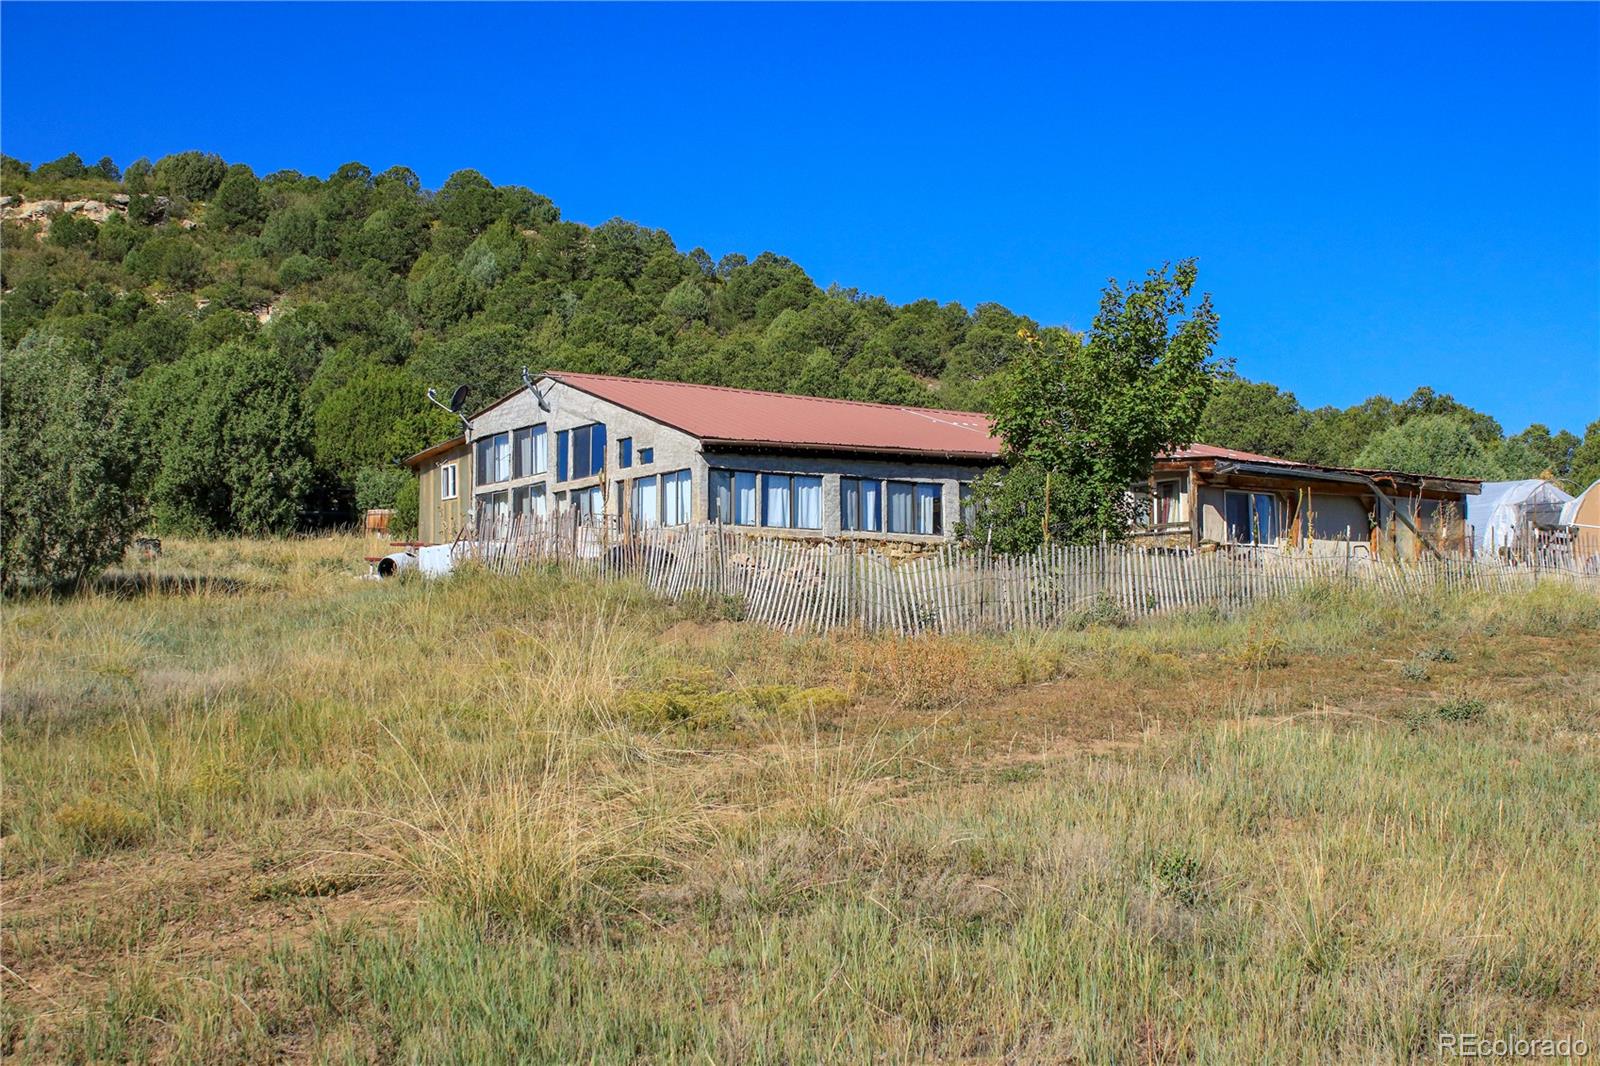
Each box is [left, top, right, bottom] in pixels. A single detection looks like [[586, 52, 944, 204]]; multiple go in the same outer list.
[[543, 372, 1003, 460]]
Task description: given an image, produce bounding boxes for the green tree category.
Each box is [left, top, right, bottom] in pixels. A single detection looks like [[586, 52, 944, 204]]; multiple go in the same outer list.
[[209, 164, 264, 229], [966, 261, 1221, 550], [0, 336, 144, 593], [153, 151, 228, 200], [138, 343, 312, 533], [1568, 420, 1600, 492], [1353, 414, 1501, 479], [1195, 375, 1316, 460], [313, 365, 455, 481]]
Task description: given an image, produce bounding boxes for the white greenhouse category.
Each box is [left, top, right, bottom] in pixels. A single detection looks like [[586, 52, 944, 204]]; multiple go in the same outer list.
[[1468, 479, 1574, 553]]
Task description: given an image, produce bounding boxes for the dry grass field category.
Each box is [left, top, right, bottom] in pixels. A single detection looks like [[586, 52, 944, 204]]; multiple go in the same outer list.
[[2, 535, 1598, 1063]]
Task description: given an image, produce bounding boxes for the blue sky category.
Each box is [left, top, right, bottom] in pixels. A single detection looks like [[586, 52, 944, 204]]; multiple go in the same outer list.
[[3, 2, 1596, 434]]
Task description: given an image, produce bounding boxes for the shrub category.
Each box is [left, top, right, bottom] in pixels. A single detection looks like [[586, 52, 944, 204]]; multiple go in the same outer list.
[[1437, 697, 1486, 723], [1416, 645, 1457, 663], [54, 797, 151, 853], [0, 335, 144, 593], [1399, 661, 1430, 682]]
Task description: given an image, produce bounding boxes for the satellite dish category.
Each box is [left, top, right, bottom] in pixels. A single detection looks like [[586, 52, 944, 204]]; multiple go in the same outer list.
[[426, 385, 473, 431]]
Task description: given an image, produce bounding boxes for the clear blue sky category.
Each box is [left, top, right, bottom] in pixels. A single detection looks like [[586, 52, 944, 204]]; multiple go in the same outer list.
[[4, 2, 1597, 434]]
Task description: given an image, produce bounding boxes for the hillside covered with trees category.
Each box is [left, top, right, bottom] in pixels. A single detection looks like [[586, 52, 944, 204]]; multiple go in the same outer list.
[[3, 150, 1596, 549]]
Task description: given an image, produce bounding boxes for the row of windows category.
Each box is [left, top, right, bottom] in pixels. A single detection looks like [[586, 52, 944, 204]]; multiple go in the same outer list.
[[477, 422, 663, 488], [472, 463, 962, 537]]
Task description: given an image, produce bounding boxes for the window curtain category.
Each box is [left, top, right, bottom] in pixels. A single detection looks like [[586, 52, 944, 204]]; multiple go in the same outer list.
[[794, 477, 822, 530], [532, 425, 549, 474], [840, 479, 860, 531], [663, 470, 691, 526], [764, 475, 790, 527], [861, 480, 882, 532], [915, 484, 940, 535], [887, 482, 914, 533], [493, 435, 511, 482], [513, 428, 532, 479], [734, 472, 758, 526], [710, 471, 733, 523], [633, 477, 659, 526], [531, 485, 548, 517]]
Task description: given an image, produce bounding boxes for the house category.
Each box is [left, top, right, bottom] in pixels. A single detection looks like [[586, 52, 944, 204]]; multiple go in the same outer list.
[[1130, 444, 1481, 558], [403, 372, 1001, 545]]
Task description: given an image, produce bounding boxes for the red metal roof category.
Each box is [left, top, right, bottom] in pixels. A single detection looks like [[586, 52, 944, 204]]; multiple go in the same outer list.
[[545, 372, 1002, 460]]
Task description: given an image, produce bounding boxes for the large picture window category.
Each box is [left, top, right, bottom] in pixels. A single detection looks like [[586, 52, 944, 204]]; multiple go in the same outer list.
[[662, 469, 692, 526], [886, 481, 941, 535], [512, 425, 549, 479], [762, 474, 822, 530], [709, 470, 759, 526], [511, 483, 548, 519], [573, 485, 604, 522], [1225, 491, 1281, 544], [563, 422, 607, 481], [840, 477, 882, 532], [476, 490, 510, 529], [632, 475, 659, 526], [474, 432, 511, 486]]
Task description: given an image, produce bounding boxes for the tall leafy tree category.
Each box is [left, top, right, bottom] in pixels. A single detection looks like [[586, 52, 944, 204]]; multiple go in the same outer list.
[[966, 260, 1221, 550]]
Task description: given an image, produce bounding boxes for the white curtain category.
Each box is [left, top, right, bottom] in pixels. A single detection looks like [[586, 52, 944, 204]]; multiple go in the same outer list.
[[887, 482, 914, 533], [861, 479, 882, 531], [494, 434, 511, 482], [735, 472, 758, 526], [764, 475, 790, 527], [916, 484, 940, 535], [531, 485, 548, 518], [794, 477, 822, 530], [533, 425, 549, 474], [633, 477, 659, 526], [663, 470, 691, 526]]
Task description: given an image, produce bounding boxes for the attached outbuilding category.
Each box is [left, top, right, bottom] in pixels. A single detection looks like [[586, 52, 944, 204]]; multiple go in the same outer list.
[[1130, 445, 1481, 558]]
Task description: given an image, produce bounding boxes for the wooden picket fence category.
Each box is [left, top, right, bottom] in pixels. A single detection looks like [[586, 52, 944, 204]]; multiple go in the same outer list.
[[459, 517, 1597, 635]]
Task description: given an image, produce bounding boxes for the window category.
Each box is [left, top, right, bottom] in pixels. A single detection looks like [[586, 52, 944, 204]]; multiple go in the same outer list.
[[887, 481, 941, 535], [761, 474, 822, 530], [662, 469, 692, 526], [474, 432, 511, 486], [1225, 491, 1281, 544], [511, 484, 547, 519], [638, 446, 654, 465], [1153, 480, 1182, 526], [562, 422, 607, 480], [512, 425, 549, 479], [958, 483, 975, 529], [617, 437, 632, 469], [556, 429, 569, 482], [840, 477, 882, 532], [440, 462, 458, 501], [476, 490, 510, 529], [709, 470, 759, 526], [763, 474, 790, 528], [573, 485, 604, 522], [632, 475, 659, 526]]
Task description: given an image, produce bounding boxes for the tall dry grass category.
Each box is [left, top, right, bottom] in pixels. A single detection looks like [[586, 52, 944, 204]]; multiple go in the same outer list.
[[3, 534, 1598, 1061]]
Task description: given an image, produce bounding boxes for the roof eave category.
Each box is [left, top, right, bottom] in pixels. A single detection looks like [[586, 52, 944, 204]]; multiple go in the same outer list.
[[698, 437, 1002, 463]]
